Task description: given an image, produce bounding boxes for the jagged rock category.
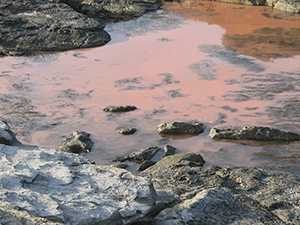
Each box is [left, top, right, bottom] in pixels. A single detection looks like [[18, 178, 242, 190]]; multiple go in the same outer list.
[[0, 121, 20, 146], [103, 105, 138, 113], [114, 145, 177, 172], [0, 145, 161, 225], [62, 0, 162, 20], [157, 121, 205, 136], [153, 187, 285, 225], [209, 126, 300, 142], [0, 0, 110, 56], [143, 154, 300, 225], [118, 127, 137, 135], [57, 131, 94, 153]]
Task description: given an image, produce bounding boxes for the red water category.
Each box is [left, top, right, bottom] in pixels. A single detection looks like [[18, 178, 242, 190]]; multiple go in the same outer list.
[[0, 1, 300, 172]]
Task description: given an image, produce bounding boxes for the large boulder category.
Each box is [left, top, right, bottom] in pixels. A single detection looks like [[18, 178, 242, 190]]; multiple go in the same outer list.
[[57, 131, 94, 153], [209, 126, 300, 142], [0, 0, 110, 56], [143, 154, 300, 225], [0, 144, 161, 225]]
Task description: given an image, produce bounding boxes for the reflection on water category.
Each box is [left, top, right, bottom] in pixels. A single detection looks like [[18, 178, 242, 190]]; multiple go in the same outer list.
[[0, 1, 300, 176], [166, 0, 300, 60]]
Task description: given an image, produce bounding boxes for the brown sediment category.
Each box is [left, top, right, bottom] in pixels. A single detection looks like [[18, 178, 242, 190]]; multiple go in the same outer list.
[[165, 0, 300, 60]]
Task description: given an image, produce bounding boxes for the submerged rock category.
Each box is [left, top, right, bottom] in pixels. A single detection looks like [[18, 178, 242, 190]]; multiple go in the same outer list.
[[209, 126, 300, 142], [103, 105, 138, 113], [0, 121, 20, 146], [114, 145, 177, 172], [0, 144, 159, 225], [157, 121, 205, 135], [58, 131, 94, 153], [0, 0, 110, 56], [118, 127, 137, 135]]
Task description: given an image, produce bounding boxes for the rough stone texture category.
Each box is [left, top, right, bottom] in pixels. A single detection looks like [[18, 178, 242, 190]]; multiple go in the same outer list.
[[0, 144, 159, 225], [0, 121, 20, 146], [0, 0, 110, 56], [103, 105, 138, 113], [274, 0, 300, 13], [209, 126, 300, 142], [143, 154, 300, 225], [157, 121, 205, 136], [118, 127, 137, 135], [57, 131, 94, 153], [63, 0, 162, 20], [114, 145, 177, 172], [218, 0, 266, 6]]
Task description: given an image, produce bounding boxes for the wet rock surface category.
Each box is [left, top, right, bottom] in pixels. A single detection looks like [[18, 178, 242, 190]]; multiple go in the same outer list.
[[118, 127, 137, 135], [209, 126, 300, 142], [0, 0, 162, 56], [157, 121, 205, 136], [0, 144, 159, 225], [57, 131, 94, 153], [103, 105, 138, 113], [0, 121, 20, 146], [114, 145, 177, 172], [0, 0, 110, 56], [63, 0, 161, 20]]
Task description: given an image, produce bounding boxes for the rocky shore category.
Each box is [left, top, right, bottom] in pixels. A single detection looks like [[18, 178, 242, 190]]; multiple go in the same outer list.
[[0, 121, 299, 225]]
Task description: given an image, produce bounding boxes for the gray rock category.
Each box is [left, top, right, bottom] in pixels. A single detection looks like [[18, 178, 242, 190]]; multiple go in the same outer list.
[[0, 144, 160, 225], [154, 188, 285, 225], [0, 0, 110, 56], [114, 145, 177, 172], [209, 126, 300, 142], [63, 0, 161, 20], [118, 127, 137, 135], [0, 121, 20, 146], [103, 105, 138, 113], [58, 131, 94, 153], [157, 121, 205, 136], [143, 154, 300, 225]]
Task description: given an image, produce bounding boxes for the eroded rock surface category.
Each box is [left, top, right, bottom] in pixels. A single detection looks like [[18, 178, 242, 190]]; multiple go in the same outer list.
[[209, 126, 300, 142], [0, 145, 159, 225], [114, 145, 176, 172], [57, 131, 94, 153], [157, 121, 205, 135], [143, 154, 300, 225], [0, 0, 110, 56]]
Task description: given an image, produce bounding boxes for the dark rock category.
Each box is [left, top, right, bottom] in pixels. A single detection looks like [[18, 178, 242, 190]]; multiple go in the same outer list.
[[118, 127, 137, 135], [209, 126, 300, 142], [103, 105, 138, 113], [0, 0, 110, 56], [58, 131, 94, 153], [114, 145, 177, 172], [0, 121, 20, 146], [62, 0, 162, 20], [157, 121, 205, 135]]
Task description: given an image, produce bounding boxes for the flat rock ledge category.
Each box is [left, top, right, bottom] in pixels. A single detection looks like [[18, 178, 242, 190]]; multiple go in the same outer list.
[[1, 145, 299, 225], [0, 144, 162, 225]]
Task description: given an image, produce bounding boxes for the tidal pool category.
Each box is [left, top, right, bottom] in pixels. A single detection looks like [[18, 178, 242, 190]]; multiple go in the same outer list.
[[0, 1, 300, 176]]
